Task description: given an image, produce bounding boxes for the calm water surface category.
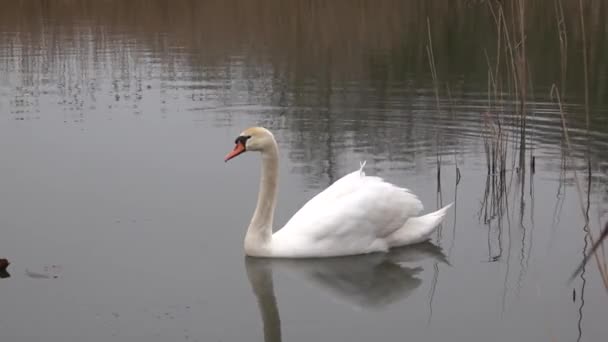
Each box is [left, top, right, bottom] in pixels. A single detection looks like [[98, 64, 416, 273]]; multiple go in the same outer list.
[[1, 1, 607, 341]]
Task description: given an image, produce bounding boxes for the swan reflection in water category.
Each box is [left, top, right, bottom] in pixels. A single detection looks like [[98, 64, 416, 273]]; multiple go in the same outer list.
[[245, 242, 448, 342]]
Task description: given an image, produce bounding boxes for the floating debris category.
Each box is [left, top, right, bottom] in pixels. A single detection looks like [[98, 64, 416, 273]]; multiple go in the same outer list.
[[0, 259, 11, 278]]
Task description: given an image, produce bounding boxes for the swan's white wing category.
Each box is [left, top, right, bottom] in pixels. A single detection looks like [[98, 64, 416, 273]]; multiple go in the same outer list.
[[272, 166, 423, 257], [282, 163, 368, 228]]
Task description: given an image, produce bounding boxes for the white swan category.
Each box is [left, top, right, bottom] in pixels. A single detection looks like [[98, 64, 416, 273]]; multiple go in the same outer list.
[[225, 127, 453, 258]]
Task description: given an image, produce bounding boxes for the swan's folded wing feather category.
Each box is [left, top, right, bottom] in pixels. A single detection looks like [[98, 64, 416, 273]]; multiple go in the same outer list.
[[306, 181, 423, 239], [282, 169, 370, 228], [274, 177, 423, 256]]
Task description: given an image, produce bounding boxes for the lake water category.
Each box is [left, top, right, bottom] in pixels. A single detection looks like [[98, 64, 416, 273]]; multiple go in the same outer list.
[[0, 1, 607, 341]]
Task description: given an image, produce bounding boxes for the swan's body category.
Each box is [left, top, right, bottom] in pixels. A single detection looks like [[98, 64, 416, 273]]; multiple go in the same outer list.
[[225, 127, 452, 258]]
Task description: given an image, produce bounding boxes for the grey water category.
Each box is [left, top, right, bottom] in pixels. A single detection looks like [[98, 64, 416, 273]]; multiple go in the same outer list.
[[0, 1, 607, 341]]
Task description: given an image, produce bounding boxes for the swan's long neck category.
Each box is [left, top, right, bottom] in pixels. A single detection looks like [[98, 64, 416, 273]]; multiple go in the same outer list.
[[245, 139, 279, 255]]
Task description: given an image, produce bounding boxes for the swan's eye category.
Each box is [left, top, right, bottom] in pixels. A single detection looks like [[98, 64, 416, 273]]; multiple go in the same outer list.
[[234, 135, 251, 145]]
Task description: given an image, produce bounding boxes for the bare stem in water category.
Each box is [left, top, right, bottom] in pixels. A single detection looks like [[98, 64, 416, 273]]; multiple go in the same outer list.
[[554, 0, 568, 97], [552, 84, 608, 290], [578, 0, 590, 132]]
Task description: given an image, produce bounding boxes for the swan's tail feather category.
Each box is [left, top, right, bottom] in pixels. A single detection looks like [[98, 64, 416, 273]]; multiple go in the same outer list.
[[387, 203, 453, 247], [358, 160, 367, 176]]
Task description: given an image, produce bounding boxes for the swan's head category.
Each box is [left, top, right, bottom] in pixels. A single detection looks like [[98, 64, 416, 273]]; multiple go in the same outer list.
[[224, 127, 275, 162]]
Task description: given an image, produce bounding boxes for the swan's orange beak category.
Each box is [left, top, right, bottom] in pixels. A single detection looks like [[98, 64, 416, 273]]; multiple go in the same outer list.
[[224, 141, 246, 162]]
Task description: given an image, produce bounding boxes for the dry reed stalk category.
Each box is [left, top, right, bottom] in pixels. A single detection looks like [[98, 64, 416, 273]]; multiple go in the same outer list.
[[578, 0, 590, 131], [445, 83, 461, 184], [426, 17, 445, 194], [482, 44, 508, 177], [426, 17, 441, 114], [487, 0, 529, 173], [555, 0, 568, 97]]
